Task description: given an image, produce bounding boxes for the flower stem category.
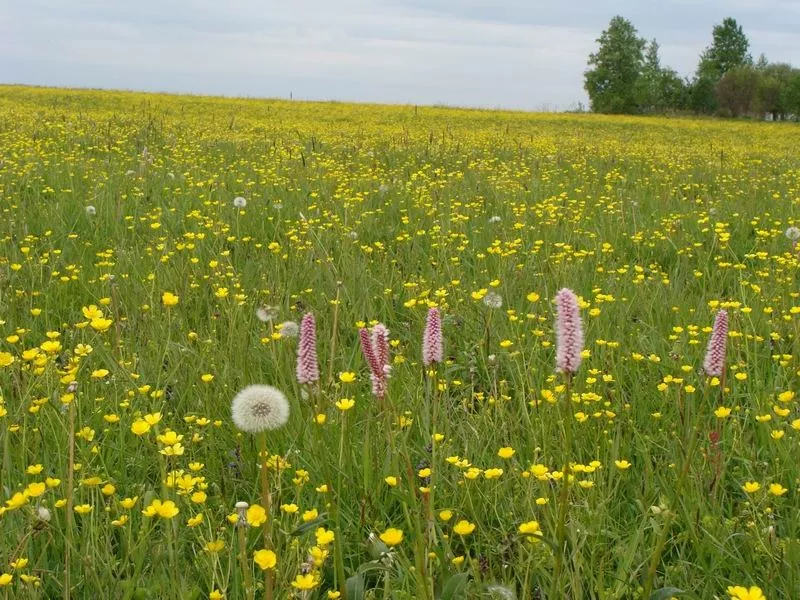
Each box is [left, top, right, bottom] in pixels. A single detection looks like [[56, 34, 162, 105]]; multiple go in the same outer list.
[[552, 375, 572, 595], [258, 432, 273, 600]]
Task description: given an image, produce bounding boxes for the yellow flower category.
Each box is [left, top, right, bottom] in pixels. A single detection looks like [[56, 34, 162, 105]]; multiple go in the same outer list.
[[120, 497, 138, 509], [768, 483, 788, 496], [379, 528, 404, 546], [187, 513, 204, 527], [280, 503, 299, 513], [162, 292, 179, 307], [777, 391, 795, 403], [111, 516, 128, 527], [0, 352, 14, 368], [453, 520, 476, 536], [384, 476, 398, 487], [204, 540, 225, 553], [253, 549, 277, 570], [484, 468, 503, 479], [742, 482, 761, 494], [302, 509, 318, 522], [74, 504, 92, 515], [335, 398, 355, 411], [89, 317, 113, 332], [526, 292, 540, 302], [338, 372, 356, 383], [246, 505, 267, 527], [714, 406, 732, 418], [726, 585, 765, 600], [142, 499, 179, 519], [130, 420, 151, 436], [201, 374, 214, 383], [291, 574, 320, 590], [614, 460, 631, 470], [91, 369, 109, 379], [438, 510, 453, 521], [0, 573, 13, 586], [209, 590, 224, 600], [315, 527, 335, 546], [518, 521, 542, 536], [25, 482, 46, 497], [497, 447, 515, 459]]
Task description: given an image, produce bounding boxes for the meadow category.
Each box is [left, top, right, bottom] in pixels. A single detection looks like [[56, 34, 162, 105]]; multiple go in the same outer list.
[[0, 85, 799, 599]]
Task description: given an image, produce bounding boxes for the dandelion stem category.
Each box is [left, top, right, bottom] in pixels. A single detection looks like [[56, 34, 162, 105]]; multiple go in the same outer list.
[[258, 432, 273, 600]]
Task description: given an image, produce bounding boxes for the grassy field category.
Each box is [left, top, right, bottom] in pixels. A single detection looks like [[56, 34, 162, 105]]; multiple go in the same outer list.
[[0, 85, 799, 599]]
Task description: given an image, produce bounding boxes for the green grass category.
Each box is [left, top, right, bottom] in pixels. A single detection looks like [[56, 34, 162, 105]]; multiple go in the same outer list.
[[0, 85, 799, 599]]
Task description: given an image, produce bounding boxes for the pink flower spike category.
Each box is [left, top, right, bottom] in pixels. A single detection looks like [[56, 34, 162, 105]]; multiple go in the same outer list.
[[359, 328, 380, 376], [554, 288, 584, 375], [372, 324, 390, 373], [703, 309, 728, 378], [296, 313, 319, 385], [422, 308, 443, 367], [360, 324, 391, 399]]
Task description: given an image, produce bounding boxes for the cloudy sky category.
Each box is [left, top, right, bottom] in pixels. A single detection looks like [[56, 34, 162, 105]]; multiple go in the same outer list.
[[2, 0, 800, 110]]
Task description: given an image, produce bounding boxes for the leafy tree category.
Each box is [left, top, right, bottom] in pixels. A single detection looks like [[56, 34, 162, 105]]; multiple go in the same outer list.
[[756, 63, 794, 120], [584, 16, 646, 114], [698, 17, 752, 80], [693, 17, 752, 113], [715, 66, 759, 117], [786, 70, 800, 120]]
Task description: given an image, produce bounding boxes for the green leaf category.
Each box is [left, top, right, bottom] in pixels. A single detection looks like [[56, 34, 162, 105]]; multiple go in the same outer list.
[[440, 573, 470, 600], [650, 587, 685, 600], [287, 517, 327, 537], [345, 573, 366, 600]]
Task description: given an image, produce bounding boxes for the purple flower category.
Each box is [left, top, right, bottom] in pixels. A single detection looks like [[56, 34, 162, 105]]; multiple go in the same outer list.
[[422, 308, 443, 367], [360, 323, 391, 399], [703, 310, 728, 378], [555, 288, 584, 374], [296, 313, 319, 385]]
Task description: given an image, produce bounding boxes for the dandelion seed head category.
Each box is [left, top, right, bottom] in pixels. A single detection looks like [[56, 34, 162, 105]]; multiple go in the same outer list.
[[488, 215, 501, 223], [785, 226, 800, 241], [233, 196, 247, 208], [279, 321, 299, 338], [256, 305, 278, 322], [231, 385, 290, 434], [85, 205, 96, 216], [483, 292, 503, 309]]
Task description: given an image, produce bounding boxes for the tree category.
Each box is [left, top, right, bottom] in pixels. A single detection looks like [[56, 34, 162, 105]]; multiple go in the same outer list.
[[715, 66, 759, 117], [584, 16, 647, 114], [693, 17, 752, 113], [698, 17, 752, 80], [638, 39, 662, 112], [756, 63, 794, 119]]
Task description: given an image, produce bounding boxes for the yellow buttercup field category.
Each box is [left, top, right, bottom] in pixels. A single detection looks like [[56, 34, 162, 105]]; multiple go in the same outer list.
[[0, 85, 798, 599]]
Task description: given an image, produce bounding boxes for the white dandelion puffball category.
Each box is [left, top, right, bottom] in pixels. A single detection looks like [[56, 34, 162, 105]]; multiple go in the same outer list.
[[231, 385, 290, 433], [278, 321, 299, 338], [483, 291, 503, 309], [37, 506, 52, 522], [256, 305, 278, 323], [233, 196, 247, 208], [785, 226, 800, 241], [85, 205, 96, 216], [488, 215, 501, 224]]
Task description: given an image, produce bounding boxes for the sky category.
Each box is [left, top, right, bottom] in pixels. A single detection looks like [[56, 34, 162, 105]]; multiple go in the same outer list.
[[2, 0, 800, 111]]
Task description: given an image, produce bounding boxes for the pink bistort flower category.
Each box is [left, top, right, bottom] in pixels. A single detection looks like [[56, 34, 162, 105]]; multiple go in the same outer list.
[[296, 313, 319, 385], [554, 288, 584, 374]]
